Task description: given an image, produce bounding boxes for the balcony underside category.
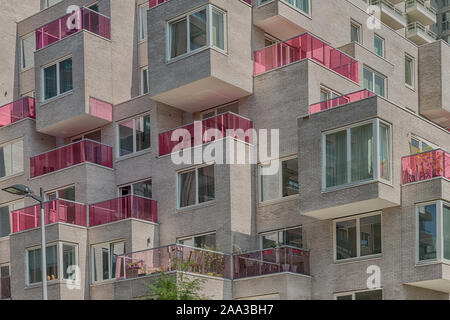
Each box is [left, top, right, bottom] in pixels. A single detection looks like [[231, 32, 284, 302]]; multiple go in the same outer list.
[[406, 279, 450, 293], [254, 14, 307, 42], [406, 7, 436, 26], [151, 76, 251, 113], [380, 10, 407, 30], [421, 108, 450, 129], [407, 31, 434, 45]]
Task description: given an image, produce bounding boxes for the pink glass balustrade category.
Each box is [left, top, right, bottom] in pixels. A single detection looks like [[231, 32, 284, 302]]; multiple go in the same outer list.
[[402, 149, 450, 184], [149, 0, 252, 8], [30, 140, 113, 178], [10, 200, 87, 233], [0, 97, 35, 127], [89, 97, 113, 122], [309, 89, 375, 114], [254, 33, 359, 82], [158, 112, 253, 156], [233, 246, 310, 279], [36, 7, 111, 50], [0, 277, 10, 300], [115, 244, 232, 280], [89, 195, 158, 227]]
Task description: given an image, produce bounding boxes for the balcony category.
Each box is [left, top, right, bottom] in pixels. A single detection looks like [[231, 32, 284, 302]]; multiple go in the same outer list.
[[30, 139, 113, 178], [402, 149, 450, 184], [36, 7, 110, 50], [149, 0, 252, 8], [0, 97, 35, 127], [310, 90, 375, 114], [406, 22, 438, 45], [406, 0, 437, 26], [158, 112, 253, 156], [254, 33, 359, 83], [89, 196, 158, 227], [115, 244, 232, 280], [370, 0, 407, 30], [233, 246, 310, 279], [10, 199, 87, 233], [0, 276, 10, 300]]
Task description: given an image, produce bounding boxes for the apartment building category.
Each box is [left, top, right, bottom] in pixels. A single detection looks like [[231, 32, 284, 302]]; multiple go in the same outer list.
[[0, 0, 449, 300], [435, 0, 450, 42]]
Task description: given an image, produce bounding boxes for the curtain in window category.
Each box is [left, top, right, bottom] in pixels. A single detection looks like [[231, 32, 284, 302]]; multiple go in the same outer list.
[[44, 64, 57, 100], [46, 246, 58, 280], [179, 170, 196, 207], [326, 131, 347, 188], [170, 19, 187, 58], [379, 124, 390, 180], [351, 124, 373, 182], [28, 249, 42, 283], [198, 165, 215, 203], [59, 58, 73, 94], [212, 10, 224, 50], [136, 115, 151, 152], [189, 10, 207, 51]]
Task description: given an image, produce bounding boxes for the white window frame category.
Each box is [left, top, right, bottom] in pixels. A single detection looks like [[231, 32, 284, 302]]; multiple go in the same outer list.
[[0, 199, 25, 239], [166, 4, 227, 62], [177, 231, 217, 248], [0, 138, 24, 180], [259, 225, 303, 249], [258, 0, 311, 16], [320, 86, 341, 101], [374, 34, 385, 58], [116, 113, 151, 158], [334, 288, 383, 300], [176, 163, 216, 210], [40, 56, 73, 102], [199, 101, 239, 119], [140, 67, 149, 95], [138, 3, 149, 41], [405, 54, 415, 89], [91, 240, 125, 283], [20, 33, 35, 71], [333, 212, 383, 263], [117, 178, 152, 197], [44, 0, 62, 9], [410, 135, 440, 154], [322, 118, 392, 191], [350, 20, 362, 44], [363, 66, 387, 97], [45, 184, 75, 201]]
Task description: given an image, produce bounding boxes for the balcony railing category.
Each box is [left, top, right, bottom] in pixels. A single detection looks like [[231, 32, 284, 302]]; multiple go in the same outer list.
[[0, 276, 10, 300], [309, 89, 375, 114], [10, 199, 87, 233], [115, 244, 232, 280], [402, 149, 450, 184], [406, 0, 437, 16], [407, 22, 437, 40], [36, 7, 111, 50], [158, 112, 253, 157], [370, 0, 406, 17], [233, 246, 310, 279], [254, 33, 359, 82], [0, 97, 35, 127], [30, 139, 113, 178], [149, 0, 252, 8], [89, 195, 158, 227]]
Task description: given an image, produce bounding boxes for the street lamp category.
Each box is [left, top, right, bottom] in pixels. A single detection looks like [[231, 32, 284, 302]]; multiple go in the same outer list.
[[2, 185, 47, 300]]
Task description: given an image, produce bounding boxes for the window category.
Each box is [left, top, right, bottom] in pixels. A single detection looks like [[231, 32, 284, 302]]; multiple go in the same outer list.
[[42, 57, 72, 101], [139, 3, 149, 41], [200, 101, 239, 120], [405, 55, 414, 88], [0, 265, 9, 278], [283, 0, 310, 14], [0, 201, 24, 238], [320, 87, 340, 102], [141, 67, 149, 95], [374, 34, 384, 58], [92, 241, 125, 282], [410, 136, 437, 154], [46, 185, 75, 201], [0, 140, 24, 179], [350, 21, 361, 43], [178, 165, 215, 208], [21, 34, 35, 70], [416, 202, 450, 262], [71, 130, 102, 143], [336, 289, 382, 300], [44, 0, 62, 9], [334, 213, 382, 261], [88, 3, 99, 12], [119, 179, 152, 198], [118, 114, 151, 157], [259, 157, 299, 202], [168, 5, 226, 60], [178, 233, 216, 250], [363, 66, 386, 97], [260, 226, 303, 249]]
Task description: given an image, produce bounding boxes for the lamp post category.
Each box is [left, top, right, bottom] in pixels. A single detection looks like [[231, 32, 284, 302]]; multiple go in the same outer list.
[[2, 185, 47, 300]]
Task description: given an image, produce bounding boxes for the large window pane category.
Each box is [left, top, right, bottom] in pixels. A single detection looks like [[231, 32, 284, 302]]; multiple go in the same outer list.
[[360, 215, 381, 256], [139, 4, 149, 40], [379, 124, 390, 180], [0, 206, 10, 238], [285, 227, 303, 248], [28, 245, 58, 284], [179, 171, 196, 208], [355, 290, 382, 300], [374, 73, 385, 97], [260, 164, 281, 202], [350, 124, 373, 182], [135, 115, 151, 152], [282, 158, 299, 197], [443, 205, 450, 260], [11, 140, 23, 175], [0, 145, 12, 178], [93, 244, 109, 282], [262, 232, 280, 249], [405, 56, 414, 87], [194, 234, 216, 249], [336, 219, 357, 260], [110, 242, 124, 279], [170, 19, 187, 58], [62, 244, 76, 279], [59, 58, 73, 94], [363, 68, 373, 92], [133, 180, 152, 198], [119, 120, 134, 156], [198, 165, 215, 204], [212, 9, 225, 50], [44, 64, 57, 100], [21, 34, 35, 70], [189, 9, 207, 51], [326, 131, 347, 188], [418, 204, 437, 261], [374, 35, 384, 57], [46, 245, 58, 281]]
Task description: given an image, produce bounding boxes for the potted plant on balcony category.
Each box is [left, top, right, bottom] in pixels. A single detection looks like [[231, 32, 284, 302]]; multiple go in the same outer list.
[[126, 262, 140, 278]]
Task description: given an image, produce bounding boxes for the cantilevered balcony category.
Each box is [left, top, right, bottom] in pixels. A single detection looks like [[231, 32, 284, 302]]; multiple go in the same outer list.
[[0, 276, 10, 300], [149, 0, 252, 7], [310, 90, 375, 114], [402, 149, 450, 184], [89, 196, 158, 227], [0, 97, 35, 127], [36, 7, 110, 50], [405, 0, 437, 26], [254, 33, 359, 83], [406, 22, 438, 45], [30, 139, 113, 178], [370, 0, 408, 30], [233, 246, 310, 279], [158, 112, 253, 157], [10, 199, 87, 233]]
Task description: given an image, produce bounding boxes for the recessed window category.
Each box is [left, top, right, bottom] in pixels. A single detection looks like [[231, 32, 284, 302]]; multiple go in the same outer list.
[[141, 67, 149, 95], [350, 21, 362, 44], [0, 140, 24, 179], [42, 57, 73, 101], [200, 101, 239, 120], [363, 67, 386, 97], [46, 185, 75, 201], [374, 34, 384, 58], [260, 226, 303, 249], [21, 34, 35, 70], [168, 5, 226, 60], [92, 241, 125, 282], [0, 201, 24, 238], [320, 87, 340, 102], [405, 55, 415, 88], [119, 179, 152, 198], [178, 165, 215, 208], [118, 114, 151, 157], [139, 3, 149, 41], [44, 0, 62, 9], [178, 233, 216, 249], [259, 157, 299, 202], [410, 136, 437, 154], [336, 289, 382, 300], [334, 213, 382, 261]]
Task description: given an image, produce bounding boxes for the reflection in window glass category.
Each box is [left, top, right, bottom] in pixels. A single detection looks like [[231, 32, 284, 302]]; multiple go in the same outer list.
[[136, 115, 151, 152], [133, 180, 152, 198], [63, 244, 76, 279], [119, 120, 134, 156], [418, 204, 437, 261], [282, 158, 299, 197], [336, 219, 357, 260], [198, 165, 215, 204], [360, 215, 382, 256], [189, 9, 207, 51], [355, 290, 382, 300], [212, 9, 225, 50], [179, 170, 196, 208], [170, 19, 187, 59], [444, 205, 450, 260], [44, 64, 57, 100]]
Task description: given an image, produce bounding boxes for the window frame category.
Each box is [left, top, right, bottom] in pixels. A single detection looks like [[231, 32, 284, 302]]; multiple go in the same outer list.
[[334, 288, 383, 300], [116, 113, 151, 158], [405, 54, 415, 89], [45, 184, 76, 201], [177, 232, 217, 249], [91, 240, 126, 283], [138, 3, 149, 41], [322, 118, 392, 191], [20, 33, 35, 71], [140, 66, 149, 95], [259, 225, 303, 249], [258, 0, 311, 16], [0, 138, 24, 180], [350, 20, 362, 44], [44, 0, 62, 9], [117, 178, 153, 198], [374, 34, 385, 58], [0, 199, 25, 239], [40, 56, 73, 102], [363, 66, 387, 97], [333, 212, 383, 263]]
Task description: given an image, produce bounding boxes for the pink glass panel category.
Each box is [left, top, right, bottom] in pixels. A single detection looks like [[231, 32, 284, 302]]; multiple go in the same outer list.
[[0, 97, 35, 127], [254, 33, 359, 82], [30, 140, 113, 178], [149, 0, 167, 8], [158, 112, 253, 156], [310, 90, 375, 114], [0, 277, 10, 299], [115, 244, 232, 280], [402, 149, 449, 184], [233, 246, 310, 279], [89, 196, 158, 227], [36, 8, 110, 50], [10, 200, 87, 233], [89, 97, 112, 122]]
